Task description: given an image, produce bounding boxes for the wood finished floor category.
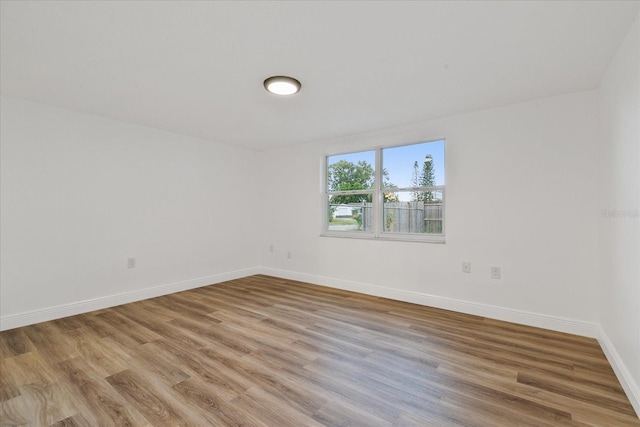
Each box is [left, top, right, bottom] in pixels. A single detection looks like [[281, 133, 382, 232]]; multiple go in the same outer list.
[[0, 275, 638, 426]]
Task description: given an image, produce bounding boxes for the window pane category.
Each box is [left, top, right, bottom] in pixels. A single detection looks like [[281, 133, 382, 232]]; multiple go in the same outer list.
[[324, 142, 445, 241], [382, 140, 444, 190], [327, 151, 376, 192], [328, 196, 373, 232], [383, 191, 443, 234]]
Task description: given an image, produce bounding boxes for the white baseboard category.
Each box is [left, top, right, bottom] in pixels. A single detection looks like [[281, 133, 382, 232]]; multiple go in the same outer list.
[[1, 266, 598, 337], [597, 326, 640, 417], [0, 267, 260, 331], [259, 267, 598, 338]]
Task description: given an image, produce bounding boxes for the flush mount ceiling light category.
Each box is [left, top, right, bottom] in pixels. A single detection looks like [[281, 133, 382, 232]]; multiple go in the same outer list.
[[264, 76, 301, 96]]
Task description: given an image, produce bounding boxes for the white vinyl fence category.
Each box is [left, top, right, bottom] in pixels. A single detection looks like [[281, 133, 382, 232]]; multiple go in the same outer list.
[[330, 202, 443, 234]]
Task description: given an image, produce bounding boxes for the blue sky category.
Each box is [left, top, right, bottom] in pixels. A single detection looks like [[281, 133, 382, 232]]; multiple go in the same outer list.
[[383, 140, 445, 187], [327, 140, 445, 189]]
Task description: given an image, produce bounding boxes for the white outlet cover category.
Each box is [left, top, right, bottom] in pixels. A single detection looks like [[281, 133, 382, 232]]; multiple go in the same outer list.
[[462, 262, 471, 273], [491, 266, 501, 279]]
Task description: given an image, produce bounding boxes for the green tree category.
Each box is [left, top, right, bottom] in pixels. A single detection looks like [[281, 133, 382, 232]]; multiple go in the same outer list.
[[411, 160, 420, 201], [420, 155, 436, 202], [382, 168, 399, 202], [328, 160, 374, 204], [328, 160, 398, 204], [411, 155, 436, 202], [420, 155, 435, 186]]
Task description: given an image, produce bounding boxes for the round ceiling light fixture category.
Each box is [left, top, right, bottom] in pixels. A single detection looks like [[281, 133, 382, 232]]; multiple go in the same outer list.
[[264, 76, 301, 96]]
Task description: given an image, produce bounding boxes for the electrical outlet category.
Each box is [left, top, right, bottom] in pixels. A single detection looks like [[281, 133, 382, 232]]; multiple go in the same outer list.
[[269, 244, 274, 253], [127, 257, 136, 269], [462, 262, 471, 273], [491, 266, 501, 279], [287, 251, 292, 260]]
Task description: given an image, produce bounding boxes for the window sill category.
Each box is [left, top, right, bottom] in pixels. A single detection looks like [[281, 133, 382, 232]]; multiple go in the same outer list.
[[320, 232, 445, 244]]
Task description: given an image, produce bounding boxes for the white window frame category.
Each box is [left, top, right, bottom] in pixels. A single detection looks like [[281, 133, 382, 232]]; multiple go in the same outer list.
[[321, 140, 445, 243]]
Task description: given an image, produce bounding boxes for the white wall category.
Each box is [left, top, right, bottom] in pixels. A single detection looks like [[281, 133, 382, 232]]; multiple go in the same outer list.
[[0, 96, 260, 329], [260, 90, 600, 336], [597, 12, 640, 413]]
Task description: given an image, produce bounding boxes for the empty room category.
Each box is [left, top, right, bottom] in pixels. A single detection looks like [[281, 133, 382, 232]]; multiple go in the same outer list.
[[1, 1, 639, 426]]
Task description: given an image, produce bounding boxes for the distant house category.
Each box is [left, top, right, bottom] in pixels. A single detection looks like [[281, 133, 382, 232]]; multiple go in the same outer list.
[[333, 205, 353, 218]]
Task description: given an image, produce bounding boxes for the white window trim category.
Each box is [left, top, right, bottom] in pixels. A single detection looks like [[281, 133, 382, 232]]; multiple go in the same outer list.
[[321, 141, 446, 243]]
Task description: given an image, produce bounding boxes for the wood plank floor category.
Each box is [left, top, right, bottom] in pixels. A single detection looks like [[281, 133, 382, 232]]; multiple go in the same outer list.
[[1, 275, 638, 426]]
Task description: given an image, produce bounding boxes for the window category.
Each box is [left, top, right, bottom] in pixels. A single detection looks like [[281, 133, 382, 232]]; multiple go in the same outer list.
[[324, 139, 445, 242]]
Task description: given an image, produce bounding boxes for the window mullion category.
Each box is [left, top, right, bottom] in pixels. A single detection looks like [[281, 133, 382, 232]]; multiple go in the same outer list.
[[374, 147, 383, 238], [382, 185, 445, 192], [327, 190, 374, 196]]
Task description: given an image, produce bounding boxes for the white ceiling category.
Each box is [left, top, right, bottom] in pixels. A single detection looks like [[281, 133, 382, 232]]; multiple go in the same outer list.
[[1, 1, 638, 150]]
